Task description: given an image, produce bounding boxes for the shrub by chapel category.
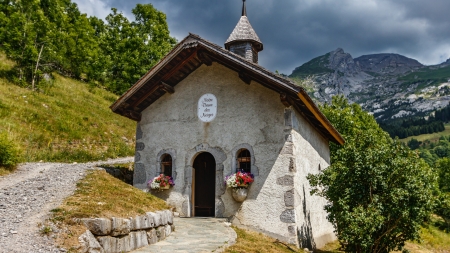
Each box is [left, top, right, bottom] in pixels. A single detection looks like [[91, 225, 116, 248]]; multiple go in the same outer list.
[[111, 1, 344, 248]]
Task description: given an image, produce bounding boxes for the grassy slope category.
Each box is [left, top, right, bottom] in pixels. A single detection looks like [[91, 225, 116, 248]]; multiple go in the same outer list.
[[400, 65, 450, 89], [400, 123, 450, 143], [317, 219, 450, 253], [225, 227, 303, 253], [51, 169, 168, 251], [289, 53, 332, 79], [0, 54, 135, 167]]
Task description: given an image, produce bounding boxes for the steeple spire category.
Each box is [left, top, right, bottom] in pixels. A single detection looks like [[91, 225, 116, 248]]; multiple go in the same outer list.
[[225, 0, 263, 63], [242, 0, 247, 16]]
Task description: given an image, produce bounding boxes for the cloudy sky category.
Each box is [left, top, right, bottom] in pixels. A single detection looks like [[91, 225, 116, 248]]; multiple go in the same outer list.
[[73, 0, 450, 74]]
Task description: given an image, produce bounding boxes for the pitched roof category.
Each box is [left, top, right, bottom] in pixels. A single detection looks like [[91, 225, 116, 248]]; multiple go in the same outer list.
[[110, 33, 344, 145], [225, 16, 263, 52]]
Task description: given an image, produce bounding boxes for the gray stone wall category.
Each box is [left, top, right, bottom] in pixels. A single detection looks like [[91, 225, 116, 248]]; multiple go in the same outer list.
[[135, 62, 334, 246], [79, 210, 174, 253]]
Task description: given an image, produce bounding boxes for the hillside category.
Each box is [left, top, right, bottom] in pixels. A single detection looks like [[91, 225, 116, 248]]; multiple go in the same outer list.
[[290, 49, 450, 123], [0, 53, 135, 166]]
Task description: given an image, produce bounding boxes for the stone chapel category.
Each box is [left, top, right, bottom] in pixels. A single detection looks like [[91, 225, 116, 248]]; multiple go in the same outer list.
[[111, 0, 344, 248]]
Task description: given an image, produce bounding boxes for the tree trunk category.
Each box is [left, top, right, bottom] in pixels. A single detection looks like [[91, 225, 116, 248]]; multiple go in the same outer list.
[[32, 44, 44, 90]]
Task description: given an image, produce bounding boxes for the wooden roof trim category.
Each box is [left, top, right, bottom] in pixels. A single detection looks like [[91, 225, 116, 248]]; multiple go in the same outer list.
[[297, 90, 345, 145], [130, 49, 198, 109], [110, 36, 195, 111]]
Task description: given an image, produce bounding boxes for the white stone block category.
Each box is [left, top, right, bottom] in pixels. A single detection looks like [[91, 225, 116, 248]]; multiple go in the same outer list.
[[146, 229, 158, 245], [131, 231, 149, 249], [116, 235, 131, 253], [81, 218, 111, 236], [97, 236, 116, 253], [147, 212, 161, 227], [156, 226, 166, 241], [130, 214, 153, 230], [164, 210, 174, 225], [157, 211, 168, 225], [78, 230, 105, 253], [111, 217, 131, 236], [164, 224, 172, 237]]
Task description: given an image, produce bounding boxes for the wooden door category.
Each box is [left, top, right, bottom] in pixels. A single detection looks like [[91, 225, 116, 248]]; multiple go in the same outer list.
[[193, 152, 216, 217]]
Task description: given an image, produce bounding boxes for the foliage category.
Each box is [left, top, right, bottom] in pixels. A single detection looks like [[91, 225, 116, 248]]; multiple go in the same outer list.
[[0, 0, 176, 94], [434, 158, 450, 231], [435, 193, 450, 232], [147, 174, 175, 190], [435, 158, 450, 193], [0, 131, 20, 171], [308, 96, 437, 253], [380, 116, 445, 139], [52, 170, 169, 250], [416, 135, 450, 165], [101, 5, 177, 94], [225, 171, 254, 188]]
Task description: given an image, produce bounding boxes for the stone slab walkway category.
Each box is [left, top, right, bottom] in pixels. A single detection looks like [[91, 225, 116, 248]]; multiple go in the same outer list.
[[132, 217, 237, 253]]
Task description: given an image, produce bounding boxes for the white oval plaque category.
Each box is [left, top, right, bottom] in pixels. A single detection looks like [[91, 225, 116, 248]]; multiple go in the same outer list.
[[198, 94, 217, 122]]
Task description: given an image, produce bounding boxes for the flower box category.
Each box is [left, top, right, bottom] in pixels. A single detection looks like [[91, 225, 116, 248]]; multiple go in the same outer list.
[[225, 171, 254, 202], [148, 174, 175, 191]]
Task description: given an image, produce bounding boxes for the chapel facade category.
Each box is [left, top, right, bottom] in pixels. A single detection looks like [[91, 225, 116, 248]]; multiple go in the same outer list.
[[111, 1, 343, 248]]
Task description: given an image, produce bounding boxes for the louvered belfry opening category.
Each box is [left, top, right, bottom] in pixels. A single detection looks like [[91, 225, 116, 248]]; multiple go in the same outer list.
[[225, 0, 263, 63]]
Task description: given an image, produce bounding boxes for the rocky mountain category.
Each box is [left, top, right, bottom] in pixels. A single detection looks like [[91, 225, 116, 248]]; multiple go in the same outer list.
[[289, 49, 450, 122]]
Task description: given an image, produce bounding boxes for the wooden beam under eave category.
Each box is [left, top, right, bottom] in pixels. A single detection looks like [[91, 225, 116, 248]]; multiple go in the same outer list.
[[130, 49, 199, 109], [160, 82, 175, 94], [239, 72, 252, 85], [297, 91, 345, 145], [197, 50, 213, 66], [280, 93, 292, 107]]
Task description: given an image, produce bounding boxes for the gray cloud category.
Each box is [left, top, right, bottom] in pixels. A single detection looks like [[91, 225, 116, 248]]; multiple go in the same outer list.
[[73, 0, 450, 74]]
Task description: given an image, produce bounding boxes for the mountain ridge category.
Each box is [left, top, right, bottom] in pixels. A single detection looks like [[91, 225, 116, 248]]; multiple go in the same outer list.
[[289, 49, 450, 122]]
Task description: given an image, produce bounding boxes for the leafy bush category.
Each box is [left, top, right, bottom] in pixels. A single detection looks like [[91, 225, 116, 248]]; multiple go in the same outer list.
[[308, 96, 437, 253], [0, 132, 20, 170]]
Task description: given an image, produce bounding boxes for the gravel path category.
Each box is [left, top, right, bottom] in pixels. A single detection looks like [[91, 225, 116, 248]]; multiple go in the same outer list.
[[0, 157, 133, 253]]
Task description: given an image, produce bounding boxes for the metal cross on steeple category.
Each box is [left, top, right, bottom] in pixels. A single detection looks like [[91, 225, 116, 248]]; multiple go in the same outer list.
[[242, 0, 247, 16]]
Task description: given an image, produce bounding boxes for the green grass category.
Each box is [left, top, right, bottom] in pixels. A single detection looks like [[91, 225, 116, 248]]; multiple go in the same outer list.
[[400, 123, 450, 143], [290, 53, 333, 78], [399, 65, 450, 90], [0, 53, 136, 168], [52, 170, 169, 251], [316, 216, 450, 253], [225, 227, 304, 253]]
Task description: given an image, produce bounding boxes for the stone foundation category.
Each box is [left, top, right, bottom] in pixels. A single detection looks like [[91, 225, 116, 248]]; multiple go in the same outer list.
[[79, 210, 174, 253]]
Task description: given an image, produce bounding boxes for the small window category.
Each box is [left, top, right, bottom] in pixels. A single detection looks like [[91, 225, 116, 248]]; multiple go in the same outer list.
[[237, 149, 251, 173], [161, 154, 172, 177]]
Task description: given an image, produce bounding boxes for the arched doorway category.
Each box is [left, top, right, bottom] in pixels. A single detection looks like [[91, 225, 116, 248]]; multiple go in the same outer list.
[[193, 152, 216, 217]]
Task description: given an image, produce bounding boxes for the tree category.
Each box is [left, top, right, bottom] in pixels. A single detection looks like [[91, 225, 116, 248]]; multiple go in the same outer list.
[[0, 0, 53, 88], [435, 158, 450, 231], [0, 1, 175, 94], [101, 4, 176, 94], [436, 158, 450, 193], [308, 96, 437, 253]]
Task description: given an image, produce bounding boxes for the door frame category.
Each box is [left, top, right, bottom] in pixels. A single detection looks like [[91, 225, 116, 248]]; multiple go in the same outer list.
[[184, 143, 227, 218]]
